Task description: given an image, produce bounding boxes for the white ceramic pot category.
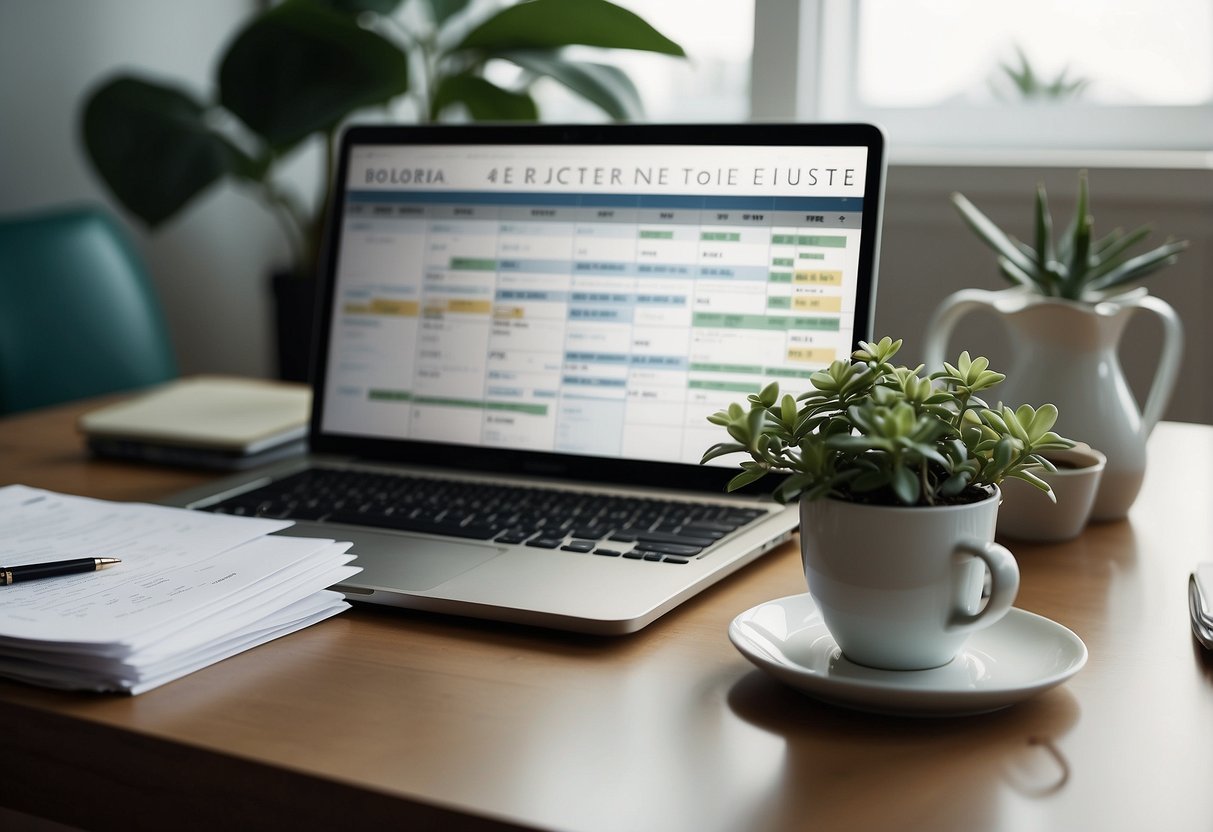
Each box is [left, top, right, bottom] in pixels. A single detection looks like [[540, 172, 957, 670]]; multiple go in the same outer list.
[[997, 444, 1107, 542], [922, 287, 1183, 521], [799, 488, 1018, 671]]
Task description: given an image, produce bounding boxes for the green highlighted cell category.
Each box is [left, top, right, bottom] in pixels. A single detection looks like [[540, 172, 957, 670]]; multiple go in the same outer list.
[[769, 271, 792, 283], [690, 362, 764, 375], [639, 230, 674, 239], [693, 312, 840, 332], [798, 235, 846, 248], [767, 296, 791, 310], [701, 232, 741, 242], [414, 396, 482, 410], [772, 257, 795, 267], [689, 380, 761, 394], [763, 367, 815, 379], [449, 257, 497, 270], [798, 252, 826, 260], [486, 401, 548, 416], [368, 389, 412, 402], [412, 396, 547, 416], [772, 234, 796, 245]]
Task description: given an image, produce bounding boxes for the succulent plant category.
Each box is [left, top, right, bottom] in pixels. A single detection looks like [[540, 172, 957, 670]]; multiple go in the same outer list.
[[951, 171, 1188, 302], [991, 46, 1089, 102], [702, 337, 1073, 506]]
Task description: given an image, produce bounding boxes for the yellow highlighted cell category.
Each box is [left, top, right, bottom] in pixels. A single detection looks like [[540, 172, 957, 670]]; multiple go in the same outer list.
[[344, 298, 419, 316], [786, 347, 836, 364], [494, 306, 525, 319], [448, 299, 493, 315], [370, 299, 419, 316], [792, 295, 843, 312], [793, 270, 843, 286]]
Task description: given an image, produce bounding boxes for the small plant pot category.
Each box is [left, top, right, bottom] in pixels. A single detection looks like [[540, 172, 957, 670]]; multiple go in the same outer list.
[[997, 444, 1107, 543], [799, 488, 1019, 671]]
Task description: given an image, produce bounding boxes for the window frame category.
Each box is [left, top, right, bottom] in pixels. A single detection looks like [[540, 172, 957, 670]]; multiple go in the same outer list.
[[752, 0, 1213, 155]]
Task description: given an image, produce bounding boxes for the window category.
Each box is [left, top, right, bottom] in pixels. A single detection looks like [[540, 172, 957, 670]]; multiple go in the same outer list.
[[754, 0, 1213, 154]]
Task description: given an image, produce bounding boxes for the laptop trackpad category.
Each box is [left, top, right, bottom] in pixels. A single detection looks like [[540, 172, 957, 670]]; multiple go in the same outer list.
[[275, 523, 501, 591]]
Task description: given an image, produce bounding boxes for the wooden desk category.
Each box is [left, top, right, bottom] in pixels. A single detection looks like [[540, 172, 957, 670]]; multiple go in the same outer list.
[[2, 399, 1211, 831]]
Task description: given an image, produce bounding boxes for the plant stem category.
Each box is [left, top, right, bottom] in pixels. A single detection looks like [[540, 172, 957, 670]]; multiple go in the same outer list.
[[259, 180, 309, 277]]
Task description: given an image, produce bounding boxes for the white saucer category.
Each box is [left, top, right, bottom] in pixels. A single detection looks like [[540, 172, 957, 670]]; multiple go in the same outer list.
[[729, 593, 1087, 716]]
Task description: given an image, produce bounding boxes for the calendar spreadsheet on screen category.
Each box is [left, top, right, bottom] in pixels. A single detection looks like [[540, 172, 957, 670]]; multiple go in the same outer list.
[[319, 137, 879, 468]]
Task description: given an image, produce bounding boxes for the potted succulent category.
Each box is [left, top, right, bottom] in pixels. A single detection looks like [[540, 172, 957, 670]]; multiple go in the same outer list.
[[924, 171, 1186, 520], [703, 337, 1073, 670], [80, 0, 684, 380]]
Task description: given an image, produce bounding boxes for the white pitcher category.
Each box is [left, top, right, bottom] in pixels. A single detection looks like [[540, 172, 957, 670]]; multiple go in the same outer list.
[[922, 288, 1183, 520]]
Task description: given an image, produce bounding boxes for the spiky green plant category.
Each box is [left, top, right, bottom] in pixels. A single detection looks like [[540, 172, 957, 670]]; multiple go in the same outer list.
[[701, 337, 1073, 506], [951, 171, 1188, 302], [992, 46, 1089, 102]]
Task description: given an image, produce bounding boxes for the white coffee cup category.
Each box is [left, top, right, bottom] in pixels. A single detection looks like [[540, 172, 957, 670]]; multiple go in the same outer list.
[[998, 444, 1107, 542], [800, 487, 1019, 671]]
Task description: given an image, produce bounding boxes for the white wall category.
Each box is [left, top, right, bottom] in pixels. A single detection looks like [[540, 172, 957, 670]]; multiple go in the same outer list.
[[0, 0, 295, 379]]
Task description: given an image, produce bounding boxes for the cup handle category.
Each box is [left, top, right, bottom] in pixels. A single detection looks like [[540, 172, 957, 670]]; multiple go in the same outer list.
[[947, 540, 1020, 632], [1125, 294, 1184, 437], [921, 289, 997, 370]]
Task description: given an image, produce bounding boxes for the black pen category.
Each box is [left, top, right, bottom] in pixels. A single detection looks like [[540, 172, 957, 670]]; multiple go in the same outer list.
[[0, 557, 121, 586]]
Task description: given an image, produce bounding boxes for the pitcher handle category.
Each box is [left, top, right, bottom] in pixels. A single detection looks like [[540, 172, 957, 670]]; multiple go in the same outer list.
[[922, 289, 998, 370], [1127, 295, 1184, 436]]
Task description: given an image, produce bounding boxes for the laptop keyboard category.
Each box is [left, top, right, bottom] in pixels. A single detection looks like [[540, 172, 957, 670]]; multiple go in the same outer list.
[[202, 467, 766, 563]]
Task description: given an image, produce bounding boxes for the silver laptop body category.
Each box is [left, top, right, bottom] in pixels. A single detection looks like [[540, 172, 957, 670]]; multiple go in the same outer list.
[[169, 123, 886, 634]]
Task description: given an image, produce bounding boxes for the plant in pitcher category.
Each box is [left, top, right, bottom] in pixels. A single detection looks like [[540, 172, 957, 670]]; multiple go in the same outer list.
[[703, 337, 1075, 671], [702, 337, 1073, 507], [928, 170, 1187, 521]]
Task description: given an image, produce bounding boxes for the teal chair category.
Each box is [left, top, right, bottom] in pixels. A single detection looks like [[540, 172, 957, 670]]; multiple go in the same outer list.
[[0, 205, 178, 414]]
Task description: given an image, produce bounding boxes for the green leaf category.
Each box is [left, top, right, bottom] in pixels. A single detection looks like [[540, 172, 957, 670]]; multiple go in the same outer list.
[[81, 76, 251, 227], [317, 0, 405, 14], [1007, 469, 1055, 499], [997, 255, 1045, 293], [1025, 403, 1058, 441], [779, 394, 798, 427], [727, 467, 767, 492], [891, 465, 920, 505], [951, 192, 1038, 278], [1033, 182, 1054, 275], [499, 51, 644, 120], [757, 381, 780, 407], [1086, 226, 1152, 278], [1087, 240, 1188, 292], [700, 442, 746, 464], [431, 74, 539, 120], [219, 0, 409, 150], [1064, 211, 1093, 298], [424, 0, 472, 24], [456, 0, 686, 56]]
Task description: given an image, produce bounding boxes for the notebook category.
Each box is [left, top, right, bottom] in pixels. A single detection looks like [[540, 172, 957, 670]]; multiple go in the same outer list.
[[80, 376, 310, 469], [167, 122, 886, 634]]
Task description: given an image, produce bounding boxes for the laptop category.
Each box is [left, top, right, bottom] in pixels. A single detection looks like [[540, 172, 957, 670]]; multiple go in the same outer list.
[[169, 122, 886, 634]]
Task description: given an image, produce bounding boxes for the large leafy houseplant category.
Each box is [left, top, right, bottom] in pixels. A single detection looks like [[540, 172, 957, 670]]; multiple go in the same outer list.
[[702, 337, 1073, 507], [81, 0, 685, 280], [950, 170, 1187, 302]]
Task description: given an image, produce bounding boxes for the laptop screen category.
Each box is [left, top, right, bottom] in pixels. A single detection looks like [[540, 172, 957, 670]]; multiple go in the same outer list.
[[312, 124, 884, 490]]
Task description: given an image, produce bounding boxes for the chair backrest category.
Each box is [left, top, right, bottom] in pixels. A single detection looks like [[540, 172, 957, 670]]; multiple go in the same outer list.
[[0, 205, 178, 414]]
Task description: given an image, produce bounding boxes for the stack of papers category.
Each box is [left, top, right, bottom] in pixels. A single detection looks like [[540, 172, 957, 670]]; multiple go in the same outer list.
[[1189, 564, 1213, 649], [0, 485, 359, 694]]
